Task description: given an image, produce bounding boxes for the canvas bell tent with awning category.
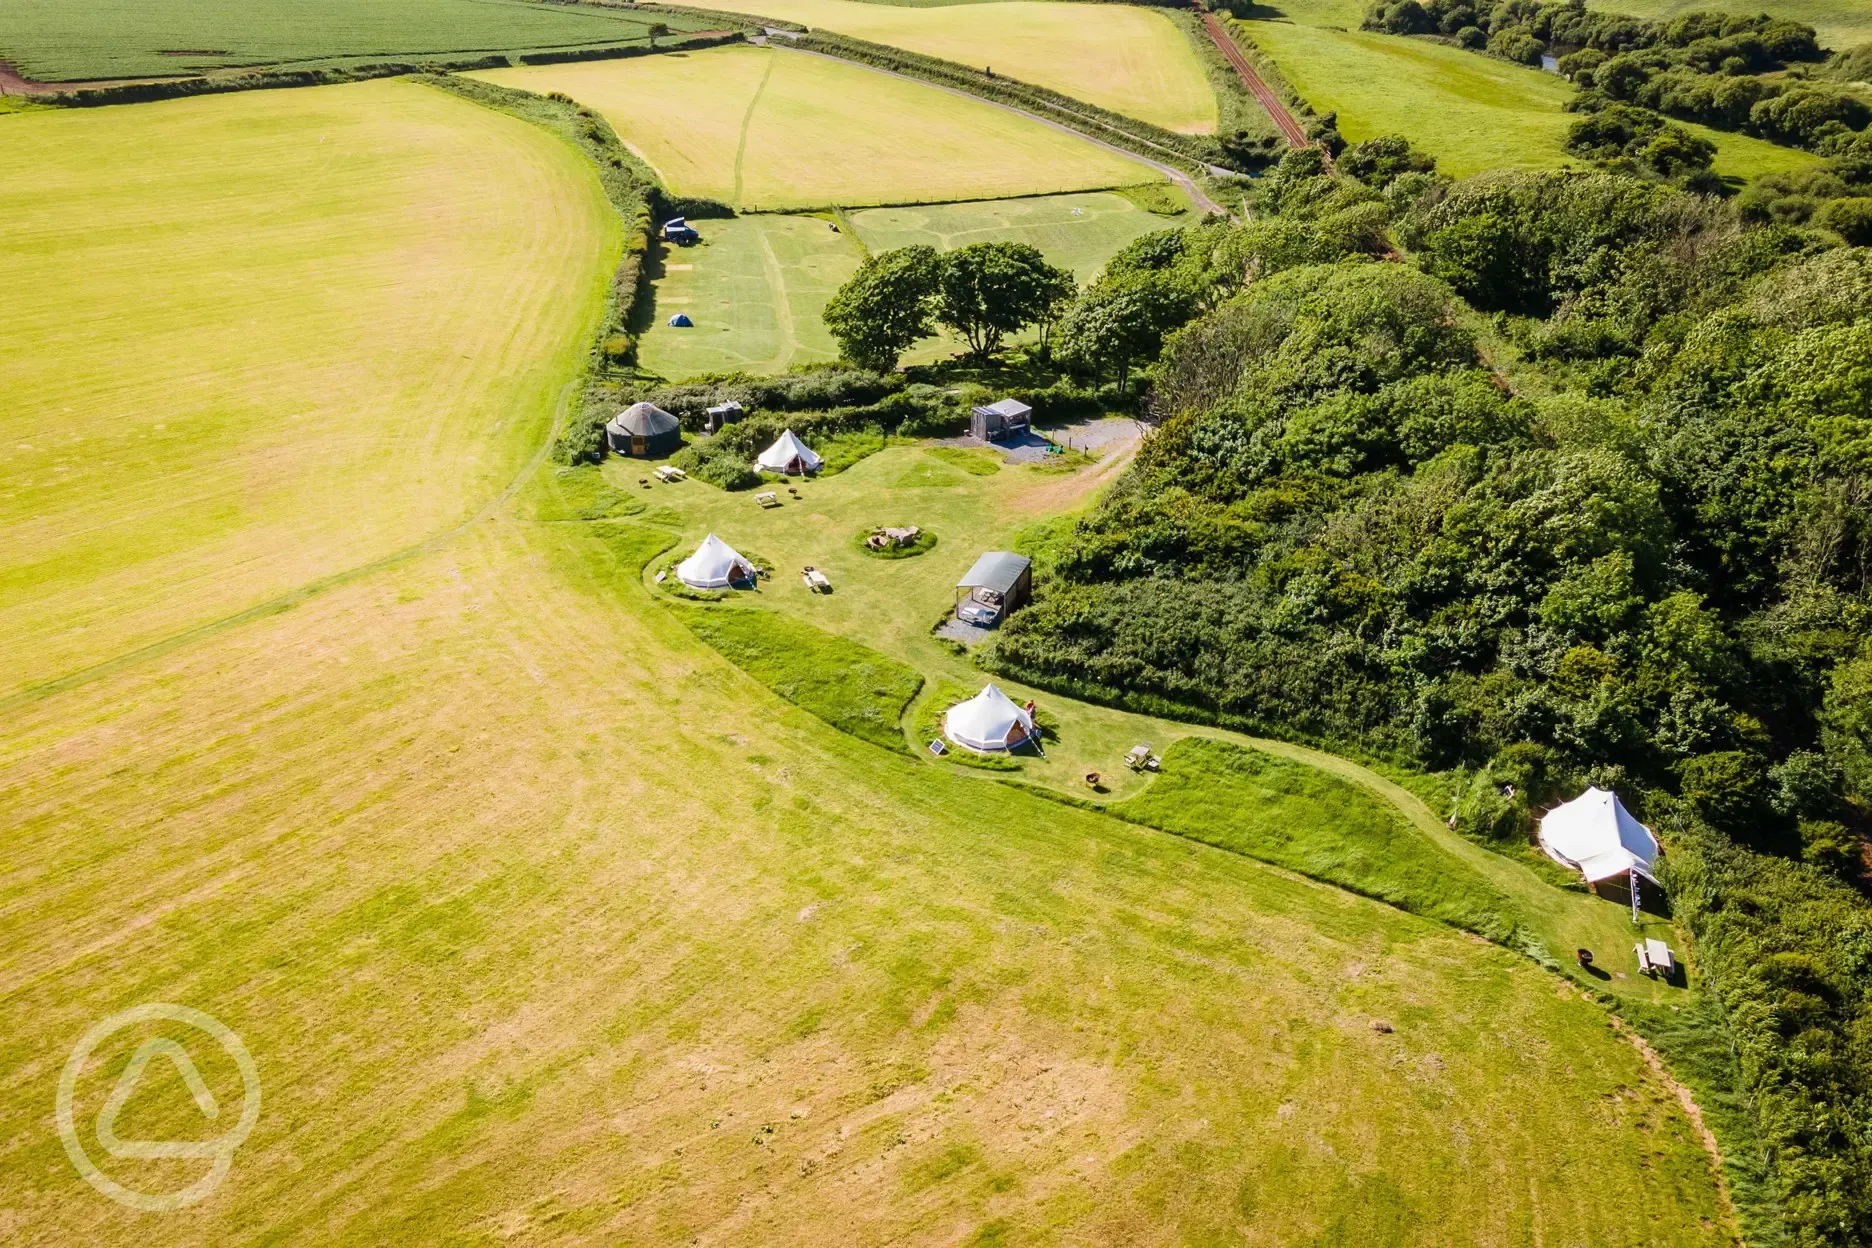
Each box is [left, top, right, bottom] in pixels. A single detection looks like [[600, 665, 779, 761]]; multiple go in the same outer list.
[[676, 534, 755, 589], [756, 428, 823, 475], [606, 401, 682, 459], [943, 683, 1036, 753], [1538, 787, 1660, 889]]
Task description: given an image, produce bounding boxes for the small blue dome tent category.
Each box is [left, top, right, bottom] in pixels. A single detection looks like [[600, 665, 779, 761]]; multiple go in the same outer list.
[[669, 312, 693, 328]]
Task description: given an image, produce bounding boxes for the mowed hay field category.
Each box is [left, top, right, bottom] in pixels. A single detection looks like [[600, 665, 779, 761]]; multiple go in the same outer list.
[[0, 79, 618, 697], [474, 45, 1159, 210], [0, 500, 1735, 1243], [638, 215, 863, 378], [1243, 17, 1822, 179], [668, 0, 1218, 133], [849, 190, 1195, 281], [0, 0, 714, 82]]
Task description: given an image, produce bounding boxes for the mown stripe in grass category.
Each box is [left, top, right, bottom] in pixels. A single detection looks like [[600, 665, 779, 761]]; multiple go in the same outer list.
[[1111, 736, 1526, 945], [677, 605, 924, 752]]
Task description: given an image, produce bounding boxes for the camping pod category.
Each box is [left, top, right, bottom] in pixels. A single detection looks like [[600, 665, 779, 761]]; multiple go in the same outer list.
[[944, 683, 1035, 752], [756, 428, 823, 475], [606, 401, 682, 459], [676, 533, 755, 589]]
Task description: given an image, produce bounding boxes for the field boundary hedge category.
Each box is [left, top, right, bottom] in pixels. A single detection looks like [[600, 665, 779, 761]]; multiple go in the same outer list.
[[785, 31, 1235, 175], [29, 32, 740, 107], [417, 74, 672, 378]]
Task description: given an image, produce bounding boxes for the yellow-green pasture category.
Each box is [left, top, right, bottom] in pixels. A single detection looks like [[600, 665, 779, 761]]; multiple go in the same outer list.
[[849, 188, 1194, 281], [638, 214, 864, 378], [0, 79, 618, 699], [670, 0, 1219, 133], [471, 43, 1161, 211], [1243, 18, 1821, 180], [636, 192, 1191, 380], [0, 467, 1730, 1244]]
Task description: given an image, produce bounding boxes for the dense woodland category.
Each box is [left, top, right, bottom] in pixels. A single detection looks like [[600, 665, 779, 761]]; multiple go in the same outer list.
[[964, 141, 1872, 1244], [1362, 1, 1872, 234]]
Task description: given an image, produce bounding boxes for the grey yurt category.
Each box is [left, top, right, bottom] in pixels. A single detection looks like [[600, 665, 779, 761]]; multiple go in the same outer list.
[[605, 401, 682, 459]]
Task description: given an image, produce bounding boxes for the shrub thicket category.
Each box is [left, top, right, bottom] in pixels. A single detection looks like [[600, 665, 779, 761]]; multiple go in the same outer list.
[[984, 153, 1871, 1241]]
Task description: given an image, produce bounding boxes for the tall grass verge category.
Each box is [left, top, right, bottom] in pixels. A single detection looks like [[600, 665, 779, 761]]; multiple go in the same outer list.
[[678, 607, 923, 751]]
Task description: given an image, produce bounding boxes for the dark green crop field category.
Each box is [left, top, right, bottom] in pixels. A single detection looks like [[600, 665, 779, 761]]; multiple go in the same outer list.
[[0, 0, 716, 82]]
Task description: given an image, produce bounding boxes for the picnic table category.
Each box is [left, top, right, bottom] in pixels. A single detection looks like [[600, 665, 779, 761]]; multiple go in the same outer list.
[[801, 566, 831, 593], [1123, 744, 1160, 771], [654, 465, 686, 482], [1634, 938, 1675, 978], [756, 491, 780, 509]]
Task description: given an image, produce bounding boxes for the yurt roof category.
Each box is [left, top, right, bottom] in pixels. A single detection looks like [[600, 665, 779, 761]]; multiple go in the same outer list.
[[610, 401, 680, 437]]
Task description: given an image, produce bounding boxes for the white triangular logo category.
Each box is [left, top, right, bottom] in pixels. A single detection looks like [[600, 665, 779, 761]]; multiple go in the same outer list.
[[95, 1038, 222, 1160]]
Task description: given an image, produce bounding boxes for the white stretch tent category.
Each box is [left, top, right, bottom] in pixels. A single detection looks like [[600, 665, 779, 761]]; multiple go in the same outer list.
[[756, 429, 823, 475], [944, 683, 1035, 752], [676, 533, 755, 589], [1538, 787, 1660, 884]]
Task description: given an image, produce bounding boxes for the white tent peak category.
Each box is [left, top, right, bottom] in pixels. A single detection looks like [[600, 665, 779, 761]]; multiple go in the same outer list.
[[1538, 786, 1659, 884], [943, 683, 1035, 753], [756, 428, 823, 474], [676, 533, 754, 589]]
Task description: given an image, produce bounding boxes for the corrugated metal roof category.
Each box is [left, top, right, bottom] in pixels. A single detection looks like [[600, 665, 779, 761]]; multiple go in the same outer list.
[[957, 551, 1030, 594]]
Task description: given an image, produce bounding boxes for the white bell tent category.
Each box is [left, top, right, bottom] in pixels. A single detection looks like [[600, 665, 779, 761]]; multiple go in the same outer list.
[[943, 683, 1035, 752], [756, 428, 823, 475], [1538, 787, 1660, 886], [676, 533, 755, 589]]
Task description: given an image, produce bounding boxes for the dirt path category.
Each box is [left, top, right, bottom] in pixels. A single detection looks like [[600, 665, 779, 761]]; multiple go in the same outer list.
[[1197, 11, 1311, 150], [775, 44, 1232, 218]]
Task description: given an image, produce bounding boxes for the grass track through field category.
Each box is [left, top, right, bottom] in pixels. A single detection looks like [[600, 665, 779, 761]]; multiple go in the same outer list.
[[474, 44, 1158, 209], [732, 45, 779, 208]]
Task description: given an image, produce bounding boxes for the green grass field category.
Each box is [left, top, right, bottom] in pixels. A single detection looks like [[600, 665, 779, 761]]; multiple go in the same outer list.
[[0, 78, 618, 699], [0, 61, 1745, 1246], [670, 0, 1220, 132], [638, 214, 862, 377], [1, 462, 1732, 1245], [849, 189, 1193, 281], [0, 0, 716, 82], [474, 44, 1159, 210], [1243, 17, 1821, 180], [636, 192, 1193, 380]]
